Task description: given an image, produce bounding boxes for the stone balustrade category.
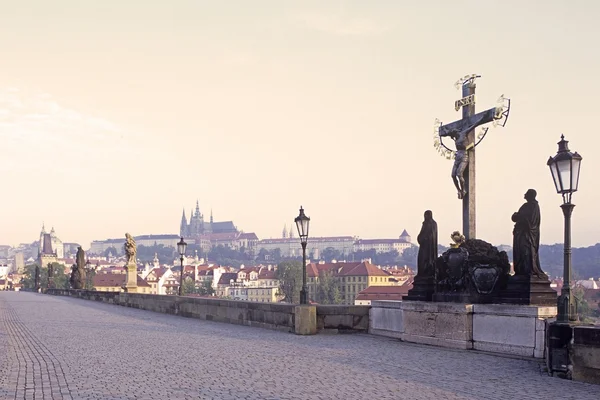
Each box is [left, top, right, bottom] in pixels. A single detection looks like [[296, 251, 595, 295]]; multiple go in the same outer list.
[[45, 289, 369, 334]]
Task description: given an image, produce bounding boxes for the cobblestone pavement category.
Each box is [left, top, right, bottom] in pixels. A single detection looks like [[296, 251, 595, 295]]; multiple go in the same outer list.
[[0, 292, 597, 400]]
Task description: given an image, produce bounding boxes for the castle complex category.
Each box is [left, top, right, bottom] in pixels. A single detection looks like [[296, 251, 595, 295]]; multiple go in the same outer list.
[[179, 200, 237, 238]]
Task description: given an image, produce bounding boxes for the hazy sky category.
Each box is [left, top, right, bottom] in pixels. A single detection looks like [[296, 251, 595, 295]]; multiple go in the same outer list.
[[1, 0, 599, 249]]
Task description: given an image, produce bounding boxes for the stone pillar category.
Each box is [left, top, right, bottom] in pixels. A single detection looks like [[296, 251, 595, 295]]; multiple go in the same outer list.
[[294, 305, 317, 335], [123, 263, 138, 293]]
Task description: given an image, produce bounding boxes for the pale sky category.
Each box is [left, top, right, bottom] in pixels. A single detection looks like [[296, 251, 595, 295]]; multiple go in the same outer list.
[[1, 0, 599, 249]]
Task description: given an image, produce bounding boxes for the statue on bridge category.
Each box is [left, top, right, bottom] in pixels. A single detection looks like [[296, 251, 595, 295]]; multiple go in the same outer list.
[[512, 189, 546, 278], [124, 233, 137, 266], [70, 247, 87, 290], [416, 210, 438, 279]]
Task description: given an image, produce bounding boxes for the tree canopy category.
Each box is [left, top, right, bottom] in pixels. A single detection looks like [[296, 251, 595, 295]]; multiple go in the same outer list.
[[276, 260, 302, 303]]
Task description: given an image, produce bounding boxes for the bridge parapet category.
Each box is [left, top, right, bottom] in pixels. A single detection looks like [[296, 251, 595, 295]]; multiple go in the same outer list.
[[45, 289, 369, 334]]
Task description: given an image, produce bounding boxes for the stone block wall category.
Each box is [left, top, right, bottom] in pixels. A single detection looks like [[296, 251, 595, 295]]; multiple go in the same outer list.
[[548, 323, 600, 384], [315, 305, 369, 333], [369, 300, 557, 359], [572, 325, 600, 384], [46, 289, 369, 334]]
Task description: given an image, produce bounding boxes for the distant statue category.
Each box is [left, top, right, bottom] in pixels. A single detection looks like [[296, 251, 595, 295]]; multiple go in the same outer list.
[[70, 247, 87, 289], [416, 210, 438, 278], [124, 233, 137, 265], [512, 189, 546, 277]]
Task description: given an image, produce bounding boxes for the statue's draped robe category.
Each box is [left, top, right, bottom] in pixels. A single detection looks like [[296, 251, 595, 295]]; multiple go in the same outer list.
[[417, 218, 438, 279], [513, 200, 545, 277]]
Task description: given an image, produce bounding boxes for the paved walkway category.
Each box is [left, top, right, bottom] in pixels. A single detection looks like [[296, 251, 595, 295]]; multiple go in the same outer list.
[[0, 292, 597, 400]]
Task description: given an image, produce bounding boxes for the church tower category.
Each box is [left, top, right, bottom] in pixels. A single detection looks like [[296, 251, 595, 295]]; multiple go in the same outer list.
[[282, 224, 287, 238], [180, 209, 188, 237]]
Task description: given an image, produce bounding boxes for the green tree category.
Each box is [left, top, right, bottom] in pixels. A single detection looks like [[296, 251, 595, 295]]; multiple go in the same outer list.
[[197, 280, 215, 296], [321, 247, 341, 263], [399, 245, 419, 267], [276, 260, 303, 303], [181, 277, 196, 295], [573, 286, 593, 322], [21, 263, 69, 290], [315, 270, 342, 304], [103, 246, 119, 258], [84, 268, 97, 290]]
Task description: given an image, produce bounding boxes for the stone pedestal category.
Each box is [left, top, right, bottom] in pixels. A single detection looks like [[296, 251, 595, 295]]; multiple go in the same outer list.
[[403, 276, 435, 302], [370, 301, 557, 359], [369, 301, 403, 339], [401, 301, 473, 350], [473, 304, 556, 358], [496, 275, 557, 306], [123, 263, 138, 293], [294, 305, 316, 335]]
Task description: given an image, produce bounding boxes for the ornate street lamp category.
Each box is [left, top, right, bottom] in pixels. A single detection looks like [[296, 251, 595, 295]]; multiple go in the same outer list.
[[177, 236, 187, 296], [294, 206, 310, 304], [547, 135, 582, 323]]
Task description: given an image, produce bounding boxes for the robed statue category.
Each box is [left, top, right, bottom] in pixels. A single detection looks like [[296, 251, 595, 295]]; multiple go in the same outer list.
[[70, 247, 87, 289], [512, 189, 546, 277], [416, 210, 438, 278], [124, 233, 137, 265]]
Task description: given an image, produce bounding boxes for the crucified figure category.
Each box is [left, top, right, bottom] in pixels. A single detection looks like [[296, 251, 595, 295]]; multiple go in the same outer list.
[[449, 130, 471, 199], [439, 113, 487, 199]]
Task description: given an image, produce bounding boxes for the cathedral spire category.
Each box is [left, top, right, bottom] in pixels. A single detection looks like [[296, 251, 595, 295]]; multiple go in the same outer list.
[[282, 223, 287, 238], [210, 208, 214, 224], [180, 208, 188, 238], [195, 200, 200, 216]]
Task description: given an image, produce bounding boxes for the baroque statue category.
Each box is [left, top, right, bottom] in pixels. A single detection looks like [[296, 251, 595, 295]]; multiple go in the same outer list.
[[512, 189, 546, 278], [416, 210, 438, 279], [124, 233, 137, 266], [69, 246, 87, 289]]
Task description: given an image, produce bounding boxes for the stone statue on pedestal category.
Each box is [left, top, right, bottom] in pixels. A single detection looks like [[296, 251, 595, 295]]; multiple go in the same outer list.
[[416, 210, 438, 279], [123, 233, 138, 292], [124, 233, 137, 266], [69, 247, 87, 289], [403, 210, 438, 302], [512, 189, 546, 278]]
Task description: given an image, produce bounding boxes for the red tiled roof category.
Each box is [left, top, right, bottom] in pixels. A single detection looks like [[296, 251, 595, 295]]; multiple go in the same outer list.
[[218, 273, 238, 285], [355, 284, 412, 301], [258, 268, 276, 279]]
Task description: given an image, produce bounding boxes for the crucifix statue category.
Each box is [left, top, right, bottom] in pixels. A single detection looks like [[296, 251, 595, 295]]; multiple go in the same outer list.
[[436, 75, 510, 240]]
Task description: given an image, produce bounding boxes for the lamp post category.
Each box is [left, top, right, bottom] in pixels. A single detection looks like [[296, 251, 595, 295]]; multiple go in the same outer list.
[[294, 206, 310, 305], [547, 134, 582, 323], [177, 236, 187, 296]]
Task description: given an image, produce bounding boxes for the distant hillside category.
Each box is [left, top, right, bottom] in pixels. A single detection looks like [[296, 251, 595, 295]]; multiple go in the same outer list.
[[539, 243, 600, 279]]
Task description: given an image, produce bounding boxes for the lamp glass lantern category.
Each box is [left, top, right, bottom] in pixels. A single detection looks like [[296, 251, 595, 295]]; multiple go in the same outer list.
[[547, 135, 582, 201], [294, 206, 310, 245], [177, 236, 187, 257]]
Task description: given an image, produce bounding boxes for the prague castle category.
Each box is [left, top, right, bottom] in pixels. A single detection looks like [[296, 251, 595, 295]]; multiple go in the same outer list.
[[180, 200, 237, 238]]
